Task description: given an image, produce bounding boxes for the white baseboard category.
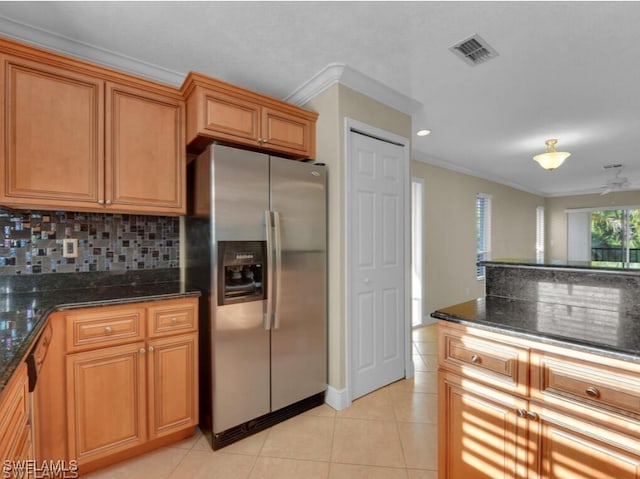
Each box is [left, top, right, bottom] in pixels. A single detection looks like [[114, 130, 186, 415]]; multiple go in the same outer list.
[[325, 385, 350, 411]]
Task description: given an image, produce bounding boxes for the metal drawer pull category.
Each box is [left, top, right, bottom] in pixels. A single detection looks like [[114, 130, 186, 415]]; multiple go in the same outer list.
[[104, 326, 113, 333], [171, 317, 178, 324], [148, 346, 154, 352], [585, 386, 600, 398], [139, 348, 146, 354], [517, 408, 527, 418], [470, 354, 480, 364]]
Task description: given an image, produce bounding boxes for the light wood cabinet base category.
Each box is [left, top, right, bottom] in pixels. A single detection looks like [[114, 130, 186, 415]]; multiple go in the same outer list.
[[438, 321, 640, 479]]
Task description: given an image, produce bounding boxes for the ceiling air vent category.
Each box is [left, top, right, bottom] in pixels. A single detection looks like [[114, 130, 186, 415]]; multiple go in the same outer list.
[[450, 34, 499, 66]]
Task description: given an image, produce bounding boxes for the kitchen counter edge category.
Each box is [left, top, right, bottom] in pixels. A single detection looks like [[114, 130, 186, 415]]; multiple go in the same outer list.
[[0, 284, 201, 397]]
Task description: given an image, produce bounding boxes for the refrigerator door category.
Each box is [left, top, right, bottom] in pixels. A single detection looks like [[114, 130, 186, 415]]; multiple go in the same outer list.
[[211, 146, 271, 434], [269, 156, 327, 411], [212, 144, 270, 241]]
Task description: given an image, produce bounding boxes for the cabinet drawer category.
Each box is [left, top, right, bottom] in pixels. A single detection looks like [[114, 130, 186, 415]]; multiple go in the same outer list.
[[66, 306, 144, 351], [0, 363, 29, 460], [439, 325, 529, 396], [147, 298, 197, 337], [532, 351, 640, 420]]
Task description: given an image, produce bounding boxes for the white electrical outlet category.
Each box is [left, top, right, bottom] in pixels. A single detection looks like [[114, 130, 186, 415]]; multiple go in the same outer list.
[[62, 238, 78, 258]]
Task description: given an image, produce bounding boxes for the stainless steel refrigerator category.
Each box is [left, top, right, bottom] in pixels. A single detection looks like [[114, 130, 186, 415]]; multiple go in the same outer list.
[[184, 144, 327, 449]]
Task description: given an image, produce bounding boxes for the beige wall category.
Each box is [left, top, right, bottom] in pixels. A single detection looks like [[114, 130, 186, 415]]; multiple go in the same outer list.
[[546, 190, 640, 260], [304, 84, 411, 392], [411, 161, 544, 315]]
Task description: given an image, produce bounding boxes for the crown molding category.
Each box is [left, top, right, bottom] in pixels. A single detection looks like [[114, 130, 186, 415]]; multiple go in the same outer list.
[[412, 149, 549, 198], [0, 15, 185, 86], [286, 62, 422, 115]]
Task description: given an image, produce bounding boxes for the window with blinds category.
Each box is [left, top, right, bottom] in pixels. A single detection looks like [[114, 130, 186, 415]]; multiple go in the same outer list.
[[476, 194, 492, 279], [536, 206, 545, 262]]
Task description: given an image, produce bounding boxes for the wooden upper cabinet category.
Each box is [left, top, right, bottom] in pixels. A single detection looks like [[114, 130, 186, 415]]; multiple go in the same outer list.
[[262, 106, 314, 157], [182, 72, 317, 159], [0, 54, 104, 208], [201, 89, 261, 142], [106, 83, 185, 214], [0, 37, 185, 215]]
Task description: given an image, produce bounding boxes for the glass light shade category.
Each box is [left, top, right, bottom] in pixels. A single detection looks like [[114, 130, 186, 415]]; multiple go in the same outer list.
[[533, 151, 571, 170], [533, 139, 571, 170]]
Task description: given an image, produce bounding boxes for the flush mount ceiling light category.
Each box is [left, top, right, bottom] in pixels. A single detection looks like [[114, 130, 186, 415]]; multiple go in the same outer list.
[[416, 129, 431, 136], [533, 139, 571, 170]]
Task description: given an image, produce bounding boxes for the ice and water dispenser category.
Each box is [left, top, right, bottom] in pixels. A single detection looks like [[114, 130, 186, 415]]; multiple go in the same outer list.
[[217, 241, 265, 305]]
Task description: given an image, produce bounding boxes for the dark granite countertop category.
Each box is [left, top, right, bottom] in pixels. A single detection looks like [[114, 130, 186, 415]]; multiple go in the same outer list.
[[481, 258, 640, 274], [432, 296, 640, 362], [0, 270, 201, 396]]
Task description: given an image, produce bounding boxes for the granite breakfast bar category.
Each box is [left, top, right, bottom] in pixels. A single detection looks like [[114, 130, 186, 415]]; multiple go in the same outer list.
[[432, 259, 640, 360], [433, 259, 640, 479]]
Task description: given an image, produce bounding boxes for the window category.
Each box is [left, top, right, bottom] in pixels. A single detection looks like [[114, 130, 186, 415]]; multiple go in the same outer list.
[[567, 206, 640, 263], [591, 208, 640, 263], [476, 194, 492, 279], [536, 206, 545, 262]]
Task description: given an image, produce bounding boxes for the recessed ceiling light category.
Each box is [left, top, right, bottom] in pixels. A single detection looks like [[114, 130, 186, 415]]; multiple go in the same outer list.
[[416, 129, 431, 137]]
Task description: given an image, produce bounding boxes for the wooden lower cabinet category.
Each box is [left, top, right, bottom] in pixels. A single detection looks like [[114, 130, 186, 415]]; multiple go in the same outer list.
[[439, 371, 528, 479], [0, 362, 33, 462], [438, 321, 640, 479], [66, 341, 147, 463], [529, 405, 640, 479], [39, 297, 198, 473], [147, 333, 198, 439]]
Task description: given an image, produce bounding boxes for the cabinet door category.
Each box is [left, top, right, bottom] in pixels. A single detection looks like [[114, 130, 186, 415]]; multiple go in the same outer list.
[[200, 88, 260, 144], [105, 82, 185, 214], [439, 371, 528, 479], [529, 404, 640, 479], [0, 54, 104, 209], [147, 333, 198, 439], [262, 106, 314, 157], [66, 342, 146, 464]]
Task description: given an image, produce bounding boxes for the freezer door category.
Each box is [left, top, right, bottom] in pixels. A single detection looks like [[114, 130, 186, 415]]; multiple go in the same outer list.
[[213, 301, 270, 433], [211, 145, 271, 433], [212, 144, 269, 241], [269, 157, 327, 411]]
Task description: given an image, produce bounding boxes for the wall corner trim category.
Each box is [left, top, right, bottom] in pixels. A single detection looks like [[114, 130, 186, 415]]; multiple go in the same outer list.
[[325, 385, 351, 411], [286, 63, 422, 115]]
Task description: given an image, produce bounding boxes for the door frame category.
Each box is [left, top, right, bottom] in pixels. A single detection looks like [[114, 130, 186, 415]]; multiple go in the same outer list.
[[411, 176, 426, 327], [344, 117, 413, 405]]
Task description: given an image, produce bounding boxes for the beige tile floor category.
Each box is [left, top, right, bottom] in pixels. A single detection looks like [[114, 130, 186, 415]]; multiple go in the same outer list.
[[85, 324, 438, 479]]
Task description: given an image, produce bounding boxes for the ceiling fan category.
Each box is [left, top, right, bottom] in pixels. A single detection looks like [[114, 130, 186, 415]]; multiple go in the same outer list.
[[600, 164, 634, 195]]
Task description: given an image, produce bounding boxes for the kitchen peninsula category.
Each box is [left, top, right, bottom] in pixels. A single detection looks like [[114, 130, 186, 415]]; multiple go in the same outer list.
[[433, 259, 640, 479]]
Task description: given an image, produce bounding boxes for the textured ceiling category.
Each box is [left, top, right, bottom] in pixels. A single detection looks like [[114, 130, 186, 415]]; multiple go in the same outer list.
[[1, 1, 640, 197]]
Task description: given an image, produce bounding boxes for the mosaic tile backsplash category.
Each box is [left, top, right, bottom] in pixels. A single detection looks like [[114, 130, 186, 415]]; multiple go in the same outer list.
[[0, 209, 179, 275]]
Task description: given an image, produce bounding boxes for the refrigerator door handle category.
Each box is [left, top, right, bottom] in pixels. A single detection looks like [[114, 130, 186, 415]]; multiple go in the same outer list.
[[273, 210, 283, 329], [264, 210, 274, 330]]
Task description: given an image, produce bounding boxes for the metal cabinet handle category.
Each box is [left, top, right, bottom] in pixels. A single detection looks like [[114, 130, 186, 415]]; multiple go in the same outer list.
[[148, 346, 154, 352], [106, 199, 112, 205], [104, 326, 112, 333], [470, 354, 480, 364], [98, 199, 104, 205], [139, 348, 146, 354], [516, 409, 538, 421], [170, 317, 177, 324], [586, 386, 600, 398]]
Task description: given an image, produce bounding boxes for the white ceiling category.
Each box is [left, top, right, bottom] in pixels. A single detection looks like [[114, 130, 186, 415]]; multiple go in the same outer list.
[[1, 1, 640, 197]]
